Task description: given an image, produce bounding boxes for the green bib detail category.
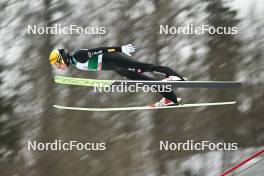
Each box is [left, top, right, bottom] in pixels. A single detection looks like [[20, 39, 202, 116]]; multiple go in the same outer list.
[[72, 54, 103, 71], [88, 55, 102, 71]]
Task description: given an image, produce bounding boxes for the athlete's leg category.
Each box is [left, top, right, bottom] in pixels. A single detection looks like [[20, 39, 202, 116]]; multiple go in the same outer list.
[[103, 53, 182, 103], [114, 69, 179, 104], [143, 64, 185, 79], [103, 52, 184, 79]]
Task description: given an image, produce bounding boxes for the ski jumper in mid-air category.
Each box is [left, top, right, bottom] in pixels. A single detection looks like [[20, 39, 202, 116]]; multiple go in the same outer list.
[[49, 44, 187, 107]]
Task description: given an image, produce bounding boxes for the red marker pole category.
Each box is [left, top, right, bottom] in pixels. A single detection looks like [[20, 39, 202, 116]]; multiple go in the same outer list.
[[220, 148, 264, 176]]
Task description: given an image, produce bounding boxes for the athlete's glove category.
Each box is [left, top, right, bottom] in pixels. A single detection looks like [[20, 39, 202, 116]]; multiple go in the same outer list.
[[121, 44, 136, 56]]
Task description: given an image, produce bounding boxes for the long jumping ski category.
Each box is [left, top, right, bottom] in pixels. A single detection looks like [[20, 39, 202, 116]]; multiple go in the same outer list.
[[54, 76, 242, 88], [53, 101, 236, 112]]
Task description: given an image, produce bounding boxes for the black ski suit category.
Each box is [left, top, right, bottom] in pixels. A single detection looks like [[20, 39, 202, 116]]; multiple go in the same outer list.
[[67, 47, 184, 103]]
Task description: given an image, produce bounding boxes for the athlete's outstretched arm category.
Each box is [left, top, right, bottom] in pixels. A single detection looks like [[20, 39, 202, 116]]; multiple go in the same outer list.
[[88, 44, 136, 57], [87, 47, 122, 55]]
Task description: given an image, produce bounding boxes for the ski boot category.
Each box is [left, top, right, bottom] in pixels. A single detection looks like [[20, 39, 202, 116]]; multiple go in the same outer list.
[[149, 97, 183, 107], [162, 76, 187, 81]]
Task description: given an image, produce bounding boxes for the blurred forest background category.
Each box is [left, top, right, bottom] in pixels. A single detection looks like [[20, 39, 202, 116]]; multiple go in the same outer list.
[[0, 0, 264, 175]]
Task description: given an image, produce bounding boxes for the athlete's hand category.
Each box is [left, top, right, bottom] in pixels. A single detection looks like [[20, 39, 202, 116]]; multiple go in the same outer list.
[[121, 44, 136, 56]]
